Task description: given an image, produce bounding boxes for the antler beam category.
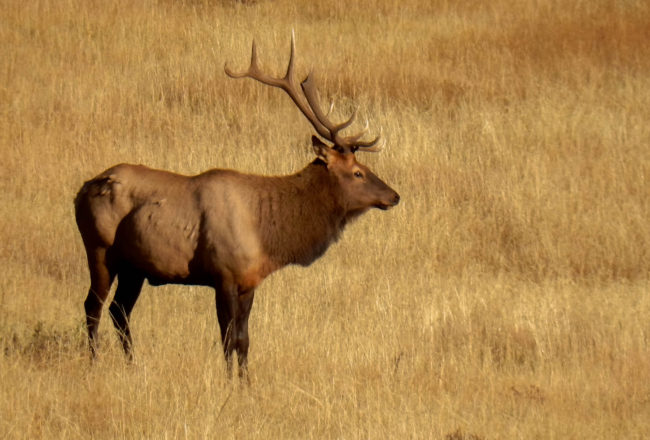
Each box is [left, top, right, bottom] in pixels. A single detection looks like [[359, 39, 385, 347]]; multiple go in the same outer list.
[[225, 32, 382, 153]]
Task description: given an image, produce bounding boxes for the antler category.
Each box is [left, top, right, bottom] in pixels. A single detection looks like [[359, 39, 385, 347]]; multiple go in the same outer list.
[[224, 32, 382, 153]]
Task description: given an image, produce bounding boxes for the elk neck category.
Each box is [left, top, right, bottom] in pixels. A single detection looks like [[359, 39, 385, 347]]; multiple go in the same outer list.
[[256, 159, 348, 268]]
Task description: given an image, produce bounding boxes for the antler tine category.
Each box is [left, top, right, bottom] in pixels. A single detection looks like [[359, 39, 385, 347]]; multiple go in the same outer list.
[[225, 40, 285, 88], [284, 30, 296, 82], [337, 118, 367, 147], [346, 119, 369, 142], [355, 138, 383, 153], [352, 127, 383, 152], [335, 108, 357, 133], [224, 34, 332, 141], [302, 74, 366, 150], [326, 100, 335, 116], [225, 33, 383, 154], [225, 40, 258, 79]]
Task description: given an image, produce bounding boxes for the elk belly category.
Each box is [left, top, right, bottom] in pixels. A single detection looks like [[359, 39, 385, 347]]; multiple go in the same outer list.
[[114, 202, 198, 282]]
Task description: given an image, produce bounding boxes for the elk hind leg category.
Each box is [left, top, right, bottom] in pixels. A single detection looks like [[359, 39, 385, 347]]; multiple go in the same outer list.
[[84, 247, 116, 358], [109, 267, 145, 360]]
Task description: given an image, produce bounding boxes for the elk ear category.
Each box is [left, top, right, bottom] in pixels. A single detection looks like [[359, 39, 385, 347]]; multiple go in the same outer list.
[[311, 135, 332, 163]]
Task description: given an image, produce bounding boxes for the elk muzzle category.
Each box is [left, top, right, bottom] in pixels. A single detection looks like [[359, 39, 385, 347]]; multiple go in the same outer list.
[[376, 189, 400, 210]]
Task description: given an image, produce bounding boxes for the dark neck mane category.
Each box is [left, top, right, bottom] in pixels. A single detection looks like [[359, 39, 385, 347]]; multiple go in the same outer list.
[[257, 160, 347, 268]]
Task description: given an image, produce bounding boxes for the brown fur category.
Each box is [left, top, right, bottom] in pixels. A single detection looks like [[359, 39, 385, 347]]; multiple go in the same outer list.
[[75, 140, 399, 376]]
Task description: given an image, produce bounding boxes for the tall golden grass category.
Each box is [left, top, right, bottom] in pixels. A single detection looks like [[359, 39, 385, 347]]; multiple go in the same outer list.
[[1, 0, 649, 438]]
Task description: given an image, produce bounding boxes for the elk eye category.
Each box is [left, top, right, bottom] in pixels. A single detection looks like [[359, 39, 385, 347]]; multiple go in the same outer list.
[[354, 171, 363, 179]]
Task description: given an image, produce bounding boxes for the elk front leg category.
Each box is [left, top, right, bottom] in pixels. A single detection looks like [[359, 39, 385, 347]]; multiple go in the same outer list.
[[235, 289, 255, 379], [215, 281, 237, 376], [215, 281, 255, 380]]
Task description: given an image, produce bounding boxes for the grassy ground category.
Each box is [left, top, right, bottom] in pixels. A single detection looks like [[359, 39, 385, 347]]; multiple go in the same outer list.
[[1, 0, 649, 438]]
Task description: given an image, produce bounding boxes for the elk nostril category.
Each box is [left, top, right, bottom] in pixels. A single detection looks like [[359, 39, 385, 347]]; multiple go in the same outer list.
[[393, 193, 400, 205]]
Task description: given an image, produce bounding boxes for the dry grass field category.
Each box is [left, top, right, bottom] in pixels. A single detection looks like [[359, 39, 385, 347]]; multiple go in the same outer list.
[[2, 0, 650, 438]]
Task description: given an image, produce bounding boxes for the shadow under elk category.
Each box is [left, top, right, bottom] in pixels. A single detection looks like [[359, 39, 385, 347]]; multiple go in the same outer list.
[[74, 34, 400, 378]]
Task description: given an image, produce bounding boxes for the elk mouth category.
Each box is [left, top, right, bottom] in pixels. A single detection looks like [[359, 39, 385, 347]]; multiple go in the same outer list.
[[375, 193, 400, 210]]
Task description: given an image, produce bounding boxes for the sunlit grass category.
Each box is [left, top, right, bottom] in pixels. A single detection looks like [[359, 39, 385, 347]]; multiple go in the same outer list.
[[1, 0, 649, 438]]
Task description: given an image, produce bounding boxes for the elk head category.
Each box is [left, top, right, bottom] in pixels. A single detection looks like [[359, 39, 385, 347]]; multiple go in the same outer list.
[[225, 33, 400, 216]]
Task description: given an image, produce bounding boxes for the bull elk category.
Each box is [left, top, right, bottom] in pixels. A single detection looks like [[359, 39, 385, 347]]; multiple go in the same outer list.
[[75, 34, 400, 377]]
